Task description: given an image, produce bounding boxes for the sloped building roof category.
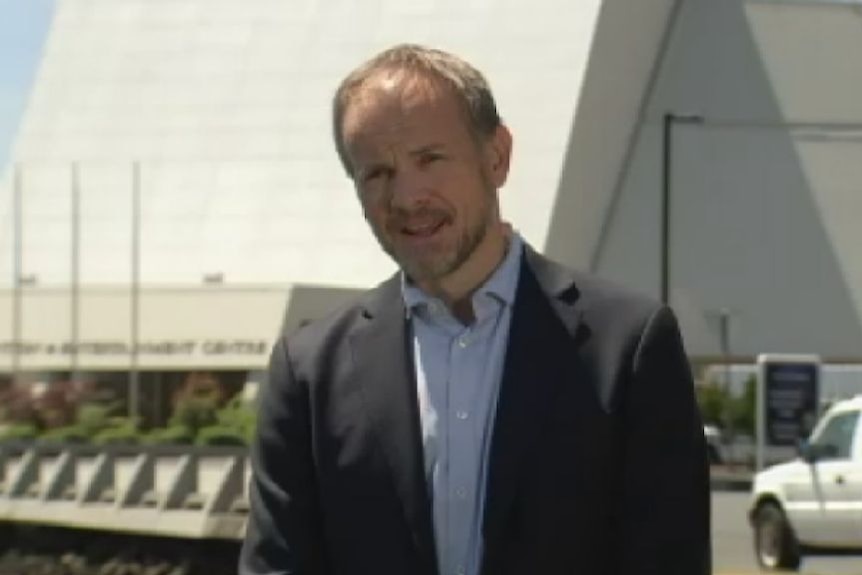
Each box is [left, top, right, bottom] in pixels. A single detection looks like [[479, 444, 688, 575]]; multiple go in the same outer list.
[[589, 0, 862, 358]]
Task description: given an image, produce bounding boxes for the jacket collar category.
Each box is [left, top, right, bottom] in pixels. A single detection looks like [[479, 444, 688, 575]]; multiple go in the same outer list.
[[359, 242, 582, 323]]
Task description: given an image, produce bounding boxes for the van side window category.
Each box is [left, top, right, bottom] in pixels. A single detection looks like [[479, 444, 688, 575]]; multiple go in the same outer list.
[[812, 411, 859, 460]]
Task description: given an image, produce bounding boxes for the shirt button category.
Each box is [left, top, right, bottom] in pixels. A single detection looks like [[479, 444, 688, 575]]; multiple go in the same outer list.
[[455, 567, 465, 575], [457, 335, 469, 348], [456, 411, 469, 420], [455, 488, 466, 499]]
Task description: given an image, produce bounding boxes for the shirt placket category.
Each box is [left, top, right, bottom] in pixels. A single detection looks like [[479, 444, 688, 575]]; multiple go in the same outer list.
[[447, 323, 477, 575]]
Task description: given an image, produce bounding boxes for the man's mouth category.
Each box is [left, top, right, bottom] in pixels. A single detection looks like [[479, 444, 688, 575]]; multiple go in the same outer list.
[[401, 219, 446, 238]]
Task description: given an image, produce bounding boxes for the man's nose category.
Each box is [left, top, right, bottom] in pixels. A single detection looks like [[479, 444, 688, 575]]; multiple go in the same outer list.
[[389, 169, 430, 210]]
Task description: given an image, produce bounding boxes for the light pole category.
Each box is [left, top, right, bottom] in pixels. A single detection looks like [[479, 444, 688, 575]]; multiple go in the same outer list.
[[661, 112, 704, 305], [12, 165, 22, 385], [130, 162, 141, 422]]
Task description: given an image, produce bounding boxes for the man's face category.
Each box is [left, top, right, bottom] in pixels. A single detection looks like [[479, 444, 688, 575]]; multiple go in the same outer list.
[[341, 74, 510, 284]]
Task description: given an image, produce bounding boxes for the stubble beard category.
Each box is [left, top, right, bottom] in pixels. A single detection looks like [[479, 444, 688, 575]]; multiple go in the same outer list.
[[376, 194, 495, 285]]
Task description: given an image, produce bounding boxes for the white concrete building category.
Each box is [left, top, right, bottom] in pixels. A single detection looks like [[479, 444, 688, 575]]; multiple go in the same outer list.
[[0, 0, 860, 390]]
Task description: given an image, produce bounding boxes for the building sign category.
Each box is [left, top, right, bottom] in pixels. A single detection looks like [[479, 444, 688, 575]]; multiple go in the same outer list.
[[756, 354, 820, 469], [0, 340, 269, 357], [0, 285, 303, 370]]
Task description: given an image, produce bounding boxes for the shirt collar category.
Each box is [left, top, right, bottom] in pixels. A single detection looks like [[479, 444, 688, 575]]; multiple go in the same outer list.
[[401, 232, 524, 317]]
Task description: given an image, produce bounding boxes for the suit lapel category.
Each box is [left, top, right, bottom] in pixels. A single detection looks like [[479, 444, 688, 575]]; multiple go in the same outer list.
[[482, 248, 584, 544], [346, 250, 583, 569], [349, 277, 438, 574]]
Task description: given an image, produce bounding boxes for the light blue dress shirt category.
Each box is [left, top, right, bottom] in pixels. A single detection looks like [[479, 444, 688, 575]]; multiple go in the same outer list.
[[402, 233, 523, 575]]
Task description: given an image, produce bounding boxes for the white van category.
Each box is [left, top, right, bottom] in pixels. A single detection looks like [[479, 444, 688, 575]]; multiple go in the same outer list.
[[749, 394, 862, 571]]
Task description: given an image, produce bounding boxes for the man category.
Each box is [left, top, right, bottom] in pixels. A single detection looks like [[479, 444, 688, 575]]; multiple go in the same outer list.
[[240, 44, 710, 575]]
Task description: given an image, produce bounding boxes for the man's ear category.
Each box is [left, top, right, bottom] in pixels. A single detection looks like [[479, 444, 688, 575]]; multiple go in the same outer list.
[[486, 124, 512, 188]]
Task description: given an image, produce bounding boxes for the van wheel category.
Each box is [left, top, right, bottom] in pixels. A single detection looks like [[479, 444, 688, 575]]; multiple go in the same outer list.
[[753, 502, 801, 571]]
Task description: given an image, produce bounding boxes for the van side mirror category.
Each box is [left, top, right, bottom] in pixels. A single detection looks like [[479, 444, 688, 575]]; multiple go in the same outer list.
[[798, 440, 816, 464]]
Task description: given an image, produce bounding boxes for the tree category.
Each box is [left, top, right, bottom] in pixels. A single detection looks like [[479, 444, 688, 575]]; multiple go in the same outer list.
[[696, 383, 730, 427], [726, 375, 756, 436]]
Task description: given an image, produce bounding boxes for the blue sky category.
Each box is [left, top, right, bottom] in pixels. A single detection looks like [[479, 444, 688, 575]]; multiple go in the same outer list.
[[0, 0, 56, 171]]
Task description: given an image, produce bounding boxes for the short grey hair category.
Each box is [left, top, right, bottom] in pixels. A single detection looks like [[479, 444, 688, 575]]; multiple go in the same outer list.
[[332, 44, 502, 176]]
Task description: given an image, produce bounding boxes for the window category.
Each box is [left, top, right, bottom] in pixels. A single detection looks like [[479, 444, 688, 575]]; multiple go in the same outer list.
[[812, 411, 859, 460]]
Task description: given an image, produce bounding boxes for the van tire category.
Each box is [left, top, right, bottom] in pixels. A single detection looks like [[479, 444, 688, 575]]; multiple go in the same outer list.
[[753, 502, 801, 571]]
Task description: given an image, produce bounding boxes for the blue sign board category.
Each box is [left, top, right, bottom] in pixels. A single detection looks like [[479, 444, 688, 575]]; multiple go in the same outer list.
[[763, 361, 819, 446]]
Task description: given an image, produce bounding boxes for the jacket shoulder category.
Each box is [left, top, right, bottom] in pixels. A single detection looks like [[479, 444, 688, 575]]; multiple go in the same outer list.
[[563, 268, 689, 377], [524, 247, 661, 322], [525, 250, 671, 358], [275, 277, 396, 365], [568, 269, 662, 320]]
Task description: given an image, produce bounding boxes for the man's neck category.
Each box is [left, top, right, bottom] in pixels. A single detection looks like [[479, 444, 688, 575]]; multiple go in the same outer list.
[[416, 224, 510, 325]]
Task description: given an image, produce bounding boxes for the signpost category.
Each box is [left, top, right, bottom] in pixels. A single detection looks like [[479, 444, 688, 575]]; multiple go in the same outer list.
[[756, 354, 820, 470]]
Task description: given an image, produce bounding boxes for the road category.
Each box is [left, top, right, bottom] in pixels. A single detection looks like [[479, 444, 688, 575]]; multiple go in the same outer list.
[[713, 491, 862, 574]]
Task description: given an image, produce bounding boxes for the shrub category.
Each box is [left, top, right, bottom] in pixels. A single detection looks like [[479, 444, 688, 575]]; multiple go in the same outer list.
[[144, 425, 195, 446], [0, 423, 39, 443], [695, 375, 757, 437], [92, 418, 140, 445], [195, 425, 247, 447], [38, 425, 89, 444]]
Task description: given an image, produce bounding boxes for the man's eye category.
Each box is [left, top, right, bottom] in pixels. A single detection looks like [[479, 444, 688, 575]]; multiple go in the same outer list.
[[363, 167, 390, 182], [419, 153, 443, 166]]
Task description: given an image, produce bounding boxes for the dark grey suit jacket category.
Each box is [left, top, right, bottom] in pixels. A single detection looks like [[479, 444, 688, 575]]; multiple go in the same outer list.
[[240, 248, 711, 575]]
